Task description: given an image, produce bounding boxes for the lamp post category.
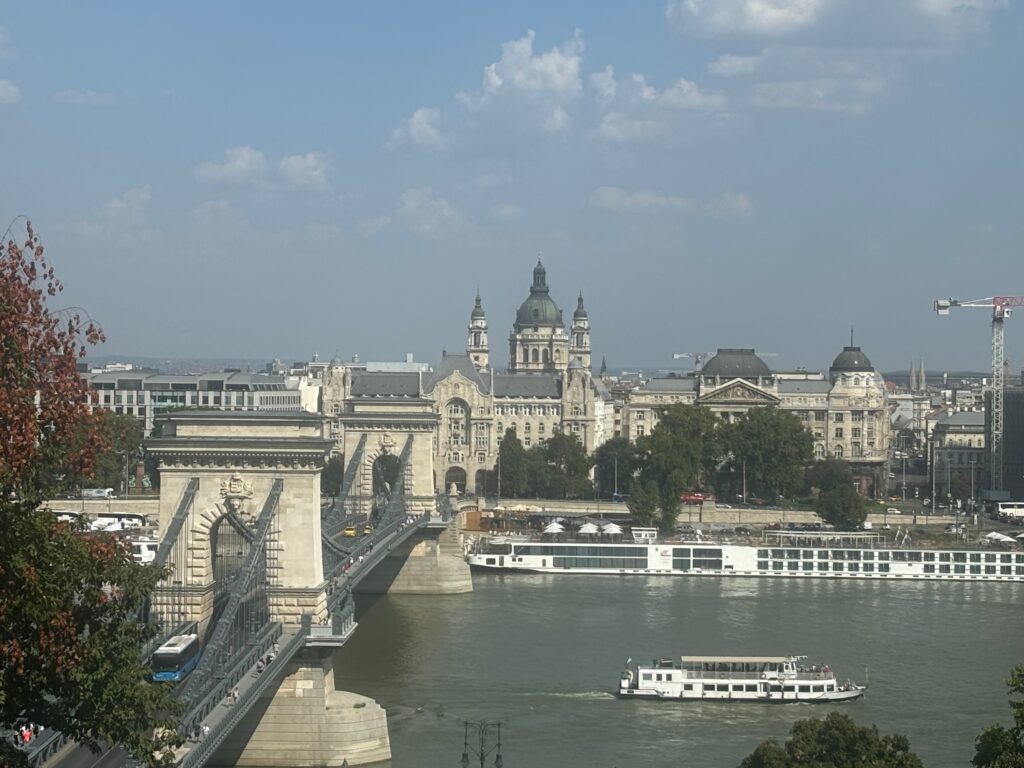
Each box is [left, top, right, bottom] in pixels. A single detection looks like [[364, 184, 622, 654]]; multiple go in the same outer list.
[[461, 720, 503, 768]]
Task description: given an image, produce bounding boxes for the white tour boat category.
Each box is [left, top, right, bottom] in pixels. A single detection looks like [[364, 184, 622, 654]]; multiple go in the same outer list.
[[466, 531, 1024, 583], [619, 655, 866, 703]]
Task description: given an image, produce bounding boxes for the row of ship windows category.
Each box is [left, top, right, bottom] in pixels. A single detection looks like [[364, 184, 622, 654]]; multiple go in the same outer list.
[[756, 549, 1024, 564], [551, 557, 646, 569], [673, 558, 724, 571], [641, 676, 835, 694], [758, 561, 1024, 575]]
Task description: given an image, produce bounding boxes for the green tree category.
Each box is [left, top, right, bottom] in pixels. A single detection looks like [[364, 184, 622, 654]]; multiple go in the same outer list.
[[635, 404, 723, 530], [738, 711, 923, 768], [626, 478, 661, 528], [973, 665, 1024, 768], [816, 484, 867, 529], [950, 470, 974, 506], [723, 407, 813, 500], [0, 221, 179, 766], [321, 454, 344, 497], [529, 432, 592, 499], [496, 428, 529, 498], [806, 458, 854, 494], [594, 436, 636, 499]]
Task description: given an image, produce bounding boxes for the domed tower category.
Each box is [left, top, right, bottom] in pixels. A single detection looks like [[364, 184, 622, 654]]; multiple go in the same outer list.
[[467, 291, 489, 370], [509, 259, 569, 373], [569, 292, 591, 371], [829, 345, 875, 385]]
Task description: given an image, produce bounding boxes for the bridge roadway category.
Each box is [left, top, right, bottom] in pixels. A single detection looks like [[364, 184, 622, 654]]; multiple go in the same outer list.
[[37, 503, 450, 768]]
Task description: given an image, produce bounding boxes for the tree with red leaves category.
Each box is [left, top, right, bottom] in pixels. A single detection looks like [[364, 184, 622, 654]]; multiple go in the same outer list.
[[0, 219, 178, 766]]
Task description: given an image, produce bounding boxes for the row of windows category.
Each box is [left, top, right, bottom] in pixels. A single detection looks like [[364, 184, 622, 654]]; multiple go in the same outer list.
[[494, 404, 562, 417], [757, 549, 1024, 564], [672, 558, 724, 571], [515, 545, 647, 557], [554, 556, 647, 569], [760, 561, 892, 573]]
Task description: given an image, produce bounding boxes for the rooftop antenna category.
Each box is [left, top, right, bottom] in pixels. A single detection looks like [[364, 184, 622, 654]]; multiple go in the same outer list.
[[850, 326, 854, 346]]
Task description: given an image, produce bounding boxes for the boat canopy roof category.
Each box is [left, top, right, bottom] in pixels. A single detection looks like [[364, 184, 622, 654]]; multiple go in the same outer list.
[[680, 655, 799, 664]]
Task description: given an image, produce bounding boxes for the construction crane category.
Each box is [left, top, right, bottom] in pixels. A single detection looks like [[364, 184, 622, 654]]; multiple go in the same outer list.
[[934, 296, 1024, 491]]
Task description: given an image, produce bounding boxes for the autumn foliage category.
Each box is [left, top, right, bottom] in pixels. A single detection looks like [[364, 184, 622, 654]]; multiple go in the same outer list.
[[0, 220, 178, 766]]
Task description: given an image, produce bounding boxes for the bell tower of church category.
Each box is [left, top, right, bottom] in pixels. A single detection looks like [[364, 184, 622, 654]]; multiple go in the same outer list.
[[569, 292, 591, 370], [467, 291, 489, 370]]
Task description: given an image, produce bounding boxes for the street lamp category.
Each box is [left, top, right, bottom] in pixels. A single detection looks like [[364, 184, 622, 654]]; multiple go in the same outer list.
[[461, 720, 503, 768]]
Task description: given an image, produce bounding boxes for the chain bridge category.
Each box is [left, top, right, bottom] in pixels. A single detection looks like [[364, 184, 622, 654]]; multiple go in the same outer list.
[[35, 409, 470, 768]]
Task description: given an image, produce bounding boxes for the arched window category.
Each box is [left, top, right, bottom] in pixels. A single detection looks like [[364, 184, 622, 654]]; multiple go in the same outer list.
[[521, 348, 527, 363], [446, 399, 470, 447], [853, 376, 861, 387], [554, 349, 561, 361], [833, 444, 844, 458], [531, 349, 539, 363], [814, 443, 825, 458], [542, 348, 550, 363]]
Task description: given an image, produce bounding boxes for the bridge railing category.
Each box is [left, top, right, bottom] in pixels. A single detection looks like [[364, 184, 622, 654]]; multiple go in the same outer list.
[[179, 616, 311, 768]]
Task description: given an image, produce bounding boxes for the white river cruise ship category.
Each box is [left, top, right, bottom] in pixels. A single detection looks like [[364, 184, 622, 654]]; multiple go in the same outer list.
[[466, 530, 1024, 583], [619, 655, 866, 703]]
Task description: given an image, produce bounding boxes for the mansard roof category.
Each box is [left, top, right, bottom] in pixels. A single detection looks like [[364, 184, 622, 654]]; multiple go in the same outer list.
[[777, 379, 832, 394], [493, 373, 562, 398], [701, 348, 772, 378], [349, 372, 421, 397], [639, 376, 698, 392], [423, 353, 490, 394]]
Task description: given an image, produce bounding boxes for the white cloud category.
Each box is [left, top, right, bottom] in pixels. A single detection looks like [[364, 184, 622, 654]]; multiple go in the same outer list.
[[705, 192, 755, 218], [397, 188, 467, 239], [357, 215, 392, 238], [481, 29, 584, 98], [65, 185, 161, 248], [474, 172, 513, 189], [53, 89, 117, 106], [0, 26, 13, 59], [490, 203, 524, 222], [596, 112, 666, 143], [589, 186, 696, 213], [543, 106, 570, 132], [589, 65, 617, 106], [753, 76, 883, 114], [388, 106, 451, 152], [0, 79, 19, 104], [708, 53, 763, 76], [279, 152, 331, 192], [667, 0, 826, 37], [633, 74, 727, 110], [194, 146, 268, 186]]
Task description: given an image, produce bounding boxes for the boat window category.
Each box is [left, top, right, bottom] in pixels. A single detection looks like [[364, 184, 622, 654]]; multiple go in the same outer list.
[[787, 561, 799, 570], [642, 673, 652, 681], [940, 564, 950, 573], [832, 562, 844, 572], [770, 685, 782, 692], [817, 562, 829, 571], [799, 685, 810, 692], [666, 674, 673, 681], [817, 550, 829, 560], [784, 686, 796, 692], [954, 564, 966, 573], [757, 560, 768, 570], [848, 562, 859, 572], [716, 684, 728, 692], [683, 684, 693, 691], [802, 562, 813, 571], [985, 553, 996, 563], [732, 685, 744, 691], [940, 552, 951, 562], [801, 550, 814, 559], [879, 563, 890, 572], [924, 552, 936, 561], [877, 551, 890, 561], [655, 674, 662, 681], [813, 685, 824, 692], [862, 551, 874, 560], [786, 549, 800, 559], [970, 553, 981, 563], [924, 564, 936, 573], [863, 563, 874, 572], [745, 684, 757, 692], [827, 685, 835, 691], [953, 552, 967, 562]]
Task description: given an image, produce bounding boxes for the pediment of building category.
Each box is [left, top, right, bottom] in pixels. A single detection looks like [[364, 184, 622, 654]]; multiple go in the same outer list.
[[698, 380, 780, 405]]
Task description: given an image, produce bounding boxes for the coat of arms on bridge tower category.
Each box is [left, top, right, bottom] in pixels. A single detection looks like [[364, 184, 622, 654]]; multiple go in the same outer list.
[[219, 473, 255, 522], [379, 432, 395, 455]]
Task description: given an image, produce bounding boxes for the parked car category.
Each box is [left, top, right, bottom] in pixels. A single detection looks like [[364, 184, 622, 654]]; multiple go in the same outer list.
[[886, 508, 901, 515], [342, 526, 357, 537]]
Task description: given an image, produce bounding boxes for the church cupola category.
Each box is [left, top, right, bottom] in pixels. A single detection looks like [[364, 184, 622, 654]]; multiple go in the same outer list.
[[467, 291, 489, 370], [570, 291, 591, 371]]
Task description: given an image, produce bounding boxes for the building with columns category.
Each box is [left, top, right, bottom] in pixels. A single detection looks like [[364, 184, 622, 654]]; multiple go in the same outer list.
[[321, 261, 613, 495], [622, 346, 891, 496]]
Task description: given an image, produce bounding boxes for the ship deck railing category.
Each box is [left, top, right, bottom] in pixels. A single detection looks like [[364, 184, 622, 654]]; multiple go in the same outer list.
[[677, 670, 836, 682]]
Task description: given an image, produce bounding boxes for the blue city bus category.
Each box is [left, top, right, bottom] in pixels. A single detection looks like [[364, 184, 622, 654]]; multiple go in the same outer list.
[[151, 634, 201, 682]]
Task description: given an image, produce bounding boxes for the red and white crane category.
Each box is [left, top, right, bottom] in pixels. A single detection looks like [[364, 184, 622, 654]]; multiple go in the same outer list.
[[934, 296, 1024, 491]]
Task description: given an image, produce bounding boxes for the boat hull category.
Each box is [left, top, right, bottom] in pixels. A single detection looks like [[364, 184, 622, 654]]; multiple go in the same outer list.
[[617, 687, 866, 704]]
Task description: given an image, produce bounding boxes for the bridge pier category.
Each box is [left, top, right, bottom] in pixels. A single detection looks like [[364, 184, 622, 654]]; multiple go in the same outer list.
[[354, 522, 472, 595], [209, 647, 391, 767]]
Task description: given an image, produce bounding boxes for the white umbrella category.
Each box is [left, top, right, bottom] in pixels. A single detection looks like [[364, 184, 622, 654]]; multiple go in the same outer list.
[[1015, 533, 1024, 540], [601, 522, 623, 534], [986, 531, 1016, 543], [578, 522, 600, 534], [543, 522, 565, 534]]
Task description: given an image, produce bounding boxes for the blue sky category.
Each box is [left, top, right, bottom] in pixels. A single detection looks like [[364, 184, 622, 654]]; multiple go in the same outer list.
[[1, 1, 1021, 373]]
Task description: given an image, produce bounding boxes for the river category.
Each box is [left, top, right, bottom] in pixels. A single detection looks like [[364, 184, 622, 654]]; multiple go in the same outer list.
[[334, 574, 1023, 768]]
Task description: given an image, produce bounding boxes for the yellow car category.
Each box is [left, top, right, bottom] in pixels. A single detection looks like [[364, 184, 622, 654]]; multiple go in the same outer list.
[[342, 526, 357, 538], [363, 525, 373, 535]]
